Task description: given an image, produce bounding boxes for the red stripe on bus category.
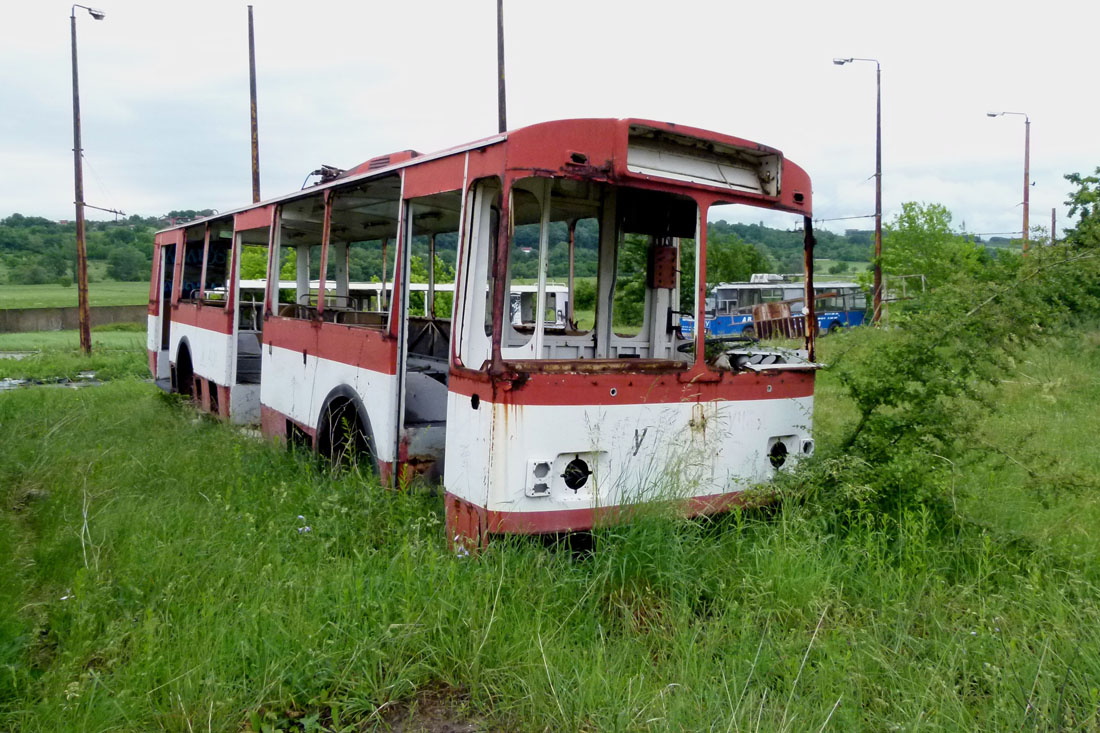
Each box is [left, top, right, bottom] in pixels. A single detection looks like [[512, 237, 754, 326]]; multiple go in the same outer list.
[[402, 155, 467, 199], [445, 490, 761, 537], [262, 316, 398, 374], [446, 367, 813, 406], [234, 204, 273, 231], [171, 302, 234, 334]]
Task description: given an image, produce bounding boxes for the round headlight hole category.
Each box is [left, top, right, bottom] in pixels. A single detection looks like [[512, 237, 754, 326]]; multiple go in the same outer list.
[[769, 441, 788, 469], [562, 457, 591, 491]]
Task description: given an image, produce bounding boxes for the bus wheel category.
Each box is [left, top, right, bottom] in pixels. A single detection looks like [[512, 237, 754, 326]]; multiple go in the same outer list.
[[828, 323, 842, 336], [318, 398, 375, 474], [741, 326, 755, 339]]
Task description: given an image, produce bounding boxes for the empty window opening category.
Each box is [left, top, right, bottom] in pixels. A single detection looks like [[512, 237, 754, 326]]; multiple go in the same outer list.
[[403, 189, 463, 426], [236, 225, 269, 385], [160, 245, 175, 349], [200, 219, 233, 306], [325, 174, 401, 328], [180, 226, 205, 301], [274, 193, 325, 319], [479, 177, 696, 363]]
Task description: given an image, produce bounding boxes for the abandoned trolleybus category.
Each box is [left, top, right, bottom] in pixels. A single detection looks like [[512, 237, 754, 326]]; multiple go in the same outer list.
[[147, 118, 821, 547]]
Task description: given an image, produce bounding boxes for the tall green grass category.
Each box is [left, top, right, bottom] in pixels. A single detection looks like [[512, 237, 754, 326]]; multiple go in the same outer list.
[[2, 341, 1100, 730]]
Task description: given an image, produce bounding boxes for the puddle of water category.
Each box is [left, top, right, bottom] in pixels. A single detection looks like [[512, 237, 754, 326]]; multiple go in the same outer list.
[[0, 373, 102, 391], [0, 352, 35, 360]]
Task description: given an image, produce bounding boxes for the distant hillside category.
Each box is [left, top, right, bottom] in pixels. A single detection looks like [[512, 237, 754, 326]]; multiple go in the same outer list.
[[0, 211, 215, 286], [0, 211, 878, 287], [711, 221, 873, 272]]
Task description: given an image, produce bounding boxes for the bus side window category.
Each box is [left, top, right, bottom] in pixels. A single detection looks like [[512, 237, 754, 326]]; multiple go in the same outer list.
[[181, 226, 205, 301], [276, 192, 325, 318], [328, 174, 401, 325]]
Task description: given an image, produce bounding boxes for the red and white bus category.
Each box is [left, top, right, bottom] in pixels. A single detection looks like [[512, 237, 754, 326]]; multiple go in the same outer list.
[[148, 118, 820, 547]]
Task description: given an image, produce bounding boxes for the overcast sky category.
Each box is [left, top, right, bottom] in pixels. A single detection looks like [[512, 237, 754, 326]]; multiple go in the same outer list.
[[3, 0, 1097, 237]]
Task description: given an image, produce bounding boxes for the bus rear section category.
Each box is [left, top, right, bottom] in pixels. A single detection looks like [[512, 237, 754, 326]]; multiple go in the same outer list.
[[442, 119, 820, 546]]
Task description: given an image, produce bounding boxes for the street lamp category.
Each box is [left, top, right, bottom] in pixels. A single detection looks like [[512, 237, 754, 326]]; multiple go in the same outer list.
[[987, 111, 1031, 253], [71, 4, 105, 355], [834, 57, 883, 323]]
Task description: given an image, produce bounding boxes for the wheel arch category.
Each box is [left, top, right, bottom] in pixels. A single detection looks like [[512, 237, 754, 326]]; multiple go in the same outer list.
[[315, 384, 378, 466]]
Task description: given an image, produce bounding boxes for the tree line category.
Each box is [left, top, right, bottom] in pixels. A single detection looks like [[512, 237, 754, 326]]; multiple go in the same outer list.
[[0, 210, 884, 287], [0, 210, 214, 286]]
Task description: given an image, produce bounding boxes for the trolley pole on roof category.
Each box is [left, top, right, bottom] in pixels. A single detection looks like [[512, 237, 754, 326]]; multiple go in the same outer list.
[[71, 4, 106, 356], [496, 0, 507, 133], [248, 5, 261, 203]]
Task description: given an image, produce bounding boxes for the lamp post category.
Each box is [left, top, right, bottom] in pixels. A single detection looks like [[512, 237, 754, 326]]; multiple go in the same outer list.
[[987, 111, 1030, 253], [71, 4, 105, 355], [834, 57, 882, 323]]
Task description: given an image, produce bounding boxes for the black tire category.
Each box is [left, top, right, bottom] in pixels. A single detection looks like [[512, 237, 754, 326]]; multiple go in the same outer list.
[[741, 325, 755, 338]]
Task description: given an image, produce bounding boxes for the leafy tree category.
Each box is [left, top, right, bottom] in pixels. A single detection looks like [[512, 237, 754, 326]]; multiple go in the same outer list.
[[1063, 167, 1100, 246], [410, 253, 455, 317], [107, 247, 148, 281], [238, 247, 269, 280], [882, 202, 987, 287]]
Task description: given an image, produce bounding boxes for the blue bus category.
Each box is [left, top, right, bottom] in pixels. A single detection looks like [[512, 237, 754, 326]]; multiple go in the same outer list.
[[682, 274, 868, 338]]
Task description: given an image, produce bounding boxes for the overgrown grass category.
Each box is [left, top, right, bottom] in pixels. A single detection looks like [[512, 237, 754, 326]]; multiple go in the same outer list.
[[2, 327, 1100, 730], [0, 328, 146, 382], [0, 281, 148, 309]]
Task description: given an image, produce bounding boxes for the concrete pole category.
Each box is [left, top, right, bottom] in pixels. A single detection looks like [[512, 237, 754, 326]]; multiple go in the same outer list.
[[872, 61, 882, 324], [1022, 117, 1030, 252], [496, 0, 507, 133], [248, 6, 261, 203]]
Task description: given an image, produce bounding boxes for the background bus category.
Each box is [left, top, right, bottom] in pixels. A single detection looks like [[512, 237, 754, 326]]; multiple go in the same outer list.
[[682, 274, 868, 337]]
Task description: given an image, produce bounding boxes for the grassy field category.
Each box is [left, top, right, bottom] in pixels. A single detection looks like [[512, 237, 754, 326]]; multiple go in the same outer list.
[[1, 330, 1099, 730], [814, 259, 870, 276], [0, 281, 148, 309], [0, 326, 147, 382]]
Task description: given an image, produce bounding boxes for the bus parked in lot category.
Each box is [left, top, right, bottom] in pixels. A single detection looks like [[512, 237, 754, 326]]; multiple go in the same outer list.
[[148, 118, 821, 547]]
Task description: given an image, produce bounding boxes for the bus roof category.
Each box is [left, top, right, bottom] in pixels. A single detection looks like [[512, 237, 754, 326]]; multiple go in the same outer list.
[[157, 118, 811, 237]]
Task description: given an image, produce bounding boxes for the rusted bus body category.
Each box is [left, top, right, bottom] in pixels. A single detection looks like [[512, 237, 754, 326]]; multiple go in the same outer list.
[[147, 118, 819, 544]]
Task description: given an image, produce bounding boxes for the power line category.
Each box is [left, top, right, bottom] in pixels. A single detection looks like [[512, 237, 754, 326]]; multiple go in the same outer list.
[[814, 214, 875, 223]]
